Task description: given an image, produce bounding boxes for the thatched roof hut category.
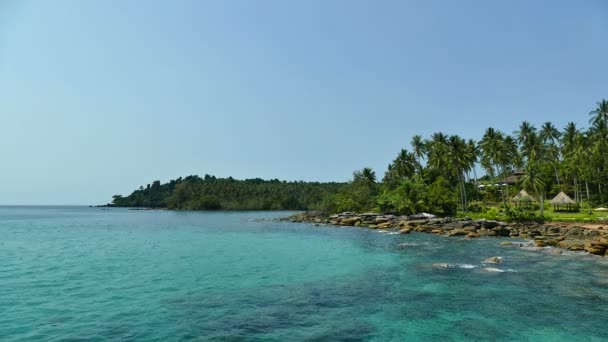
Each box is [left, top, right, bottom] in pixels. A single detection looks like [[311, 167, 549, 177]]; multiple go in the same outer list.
[[513, 189, 533, 202], [550, 191, 577, 211], [512, 189, 534, 207]]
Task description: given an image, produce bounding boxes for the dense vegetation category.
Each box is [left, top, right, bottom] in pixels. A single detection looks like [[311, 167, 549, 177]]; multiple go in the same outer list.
[[320, 99, 608, 218], [112, 99, 608, 218], [110, 175, 345, 210]]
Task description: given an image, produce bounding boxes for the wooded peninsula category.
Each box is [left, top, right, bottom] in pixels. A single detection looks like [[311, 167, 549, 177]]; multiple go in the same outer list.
[[110, 99, 608, 222]]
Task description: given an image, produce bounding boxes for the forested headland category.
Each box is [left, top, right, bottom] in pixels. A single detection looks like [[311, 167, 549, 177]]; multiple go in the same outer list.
[[111, 99, 608, 219], [110, 175, 345, 210]]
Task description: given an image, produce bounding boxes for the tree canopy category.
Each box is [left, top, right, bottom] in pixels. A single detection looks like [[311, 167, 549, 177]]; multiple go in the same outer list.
[[111, 99, 608, 216]]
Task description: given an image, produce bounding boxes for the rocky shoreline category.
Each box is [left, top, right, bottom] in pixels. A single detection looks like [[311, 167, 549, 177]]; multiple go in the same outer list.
[[284, 211, 608, 256]]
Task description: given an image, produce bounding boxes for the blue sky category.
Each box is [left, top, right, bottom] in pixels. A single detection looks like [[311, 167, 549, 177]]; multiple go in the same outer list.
[[1, 0, 607, 204]]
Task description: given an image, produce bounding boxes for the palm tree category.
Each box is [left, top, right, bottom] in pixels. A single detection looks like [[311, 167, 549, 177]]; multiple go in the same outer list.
[[588, 119, 608, 199], [466, 139, 480, 194], [359, 167, 377, 185], [568, 133, 592, 213], [479, 127, 501, 179], [480, 128, 518, 206], [520, 161, 546, 216], [515, 121, 536, 146], [589, 99, 608, 128], [562, 122, 580, 202], [411, 135, 426, 173], [426, 132, 449, 172], [392, 149, 418, 179], [539, 121, 561, 187]]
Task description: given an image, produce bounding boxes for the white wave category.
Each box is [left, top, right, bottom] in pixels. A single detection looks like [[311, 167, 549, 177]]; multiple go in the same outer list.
[[459, 264, 477, 269]]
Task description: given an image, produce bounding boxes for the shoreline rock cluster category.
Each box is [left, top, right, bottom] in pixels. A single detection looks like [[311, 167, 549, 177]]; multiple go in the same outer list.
[[285, 211, 608, 256]]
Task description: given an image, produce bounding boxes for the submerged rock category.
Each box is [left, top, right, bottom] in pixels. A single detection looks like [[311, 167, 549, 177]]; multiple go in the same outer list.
[[484, 256, 502, 264]]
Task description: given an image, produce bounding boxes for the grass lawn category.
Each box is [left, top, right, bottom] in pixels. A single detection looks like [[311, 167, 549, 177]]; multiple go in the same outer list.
[[460, 204, 608, 223]]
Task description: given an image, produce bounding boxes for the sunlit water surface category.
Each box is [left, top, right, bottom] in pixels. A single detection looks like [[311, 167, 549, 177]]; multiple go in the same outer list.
[[2, 207, 608, 341]]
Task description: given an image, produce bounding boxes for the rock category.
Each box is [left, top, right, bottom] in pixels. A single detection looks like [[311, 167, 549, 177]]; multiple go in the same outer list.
[[376, 221, 393, 229], [544, 248, 563, 255], [398, 227, 412, 234], [374, 216, 389, 224], [408, 213, 436, 220], [415, 225, 434, 233], [340, 217, 361, 226], [442, 221, 466, 231], [591, 238, 608, 248], [585, 241, 607, 255], [491, 227, 511, 237], [534, 237, 547, 247], [484, 220, 499, 229], [500, 241, 515, 246], [484, 256, 502, 264], [557, 240, 585, 251], [467, 232, 480, 238], [448, 229, 469, 236], [431, 229, 444, 234], [406, 219, 429, 227]]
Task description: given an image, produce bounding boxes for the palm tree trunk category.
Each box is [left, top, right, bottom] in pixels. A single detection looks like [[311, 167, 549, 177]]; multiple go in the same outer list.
[[458, 172, 465, 213], [462, 172, 471, 211], [597, 167, 602, 197], [586, 180, 591, 214], [498, 165, 506, 207], [462, 173, 468, 212], [540, 193, 544, 216], [574, 177, 578, 203], [554, 164, 560, 187]]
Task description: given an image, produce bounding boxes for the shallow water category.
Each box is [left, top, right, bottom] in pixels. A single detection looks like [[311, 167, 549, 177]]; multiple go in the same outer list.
[[1, 207, 608, 341]]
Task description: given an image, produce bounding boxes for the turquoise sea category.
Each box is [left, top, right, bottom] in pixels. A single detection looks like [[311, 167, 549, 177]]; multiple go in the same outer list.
[[2, 206, 608, 341]]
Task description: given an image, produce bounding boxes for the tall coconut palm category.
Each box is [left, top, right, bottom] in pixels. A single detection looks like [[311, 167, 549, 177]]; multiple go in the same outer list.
[[521, 131, 545, 164], [540, 121, 560, 144], [501, 135, 520, 201], [562, 122, 580, 202], [446, 135, 470, 212], [481, 127, 521, 205], [392, 149, 418, 179], [520, 161, 546, 216], [467, 138, 480, 191], [540, 121, 561, 186], [426, 132, 449, 172], [589, 99, 608, 128], [568, 133, 592, 213], [588, 119, 608, 198], [410, 135, 426, 173], [479, 127, 501, 179], [515, 121, 536, 146], [360, 167, 377, 185]]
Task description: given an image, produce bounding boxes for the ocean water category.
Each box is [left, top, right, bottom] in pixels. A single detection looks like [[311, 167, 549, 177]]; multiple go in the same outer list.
[[2, 207, 608, 341]]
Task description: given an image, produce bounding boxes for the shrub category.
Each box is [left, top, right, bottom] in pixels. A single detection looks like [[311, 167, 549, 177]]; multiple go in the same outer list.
[[505, 207, 545, 223]]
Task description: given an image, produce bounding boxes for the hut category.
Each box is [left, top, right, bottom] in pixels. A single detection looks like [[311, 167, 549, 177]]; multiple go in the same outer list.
[[550, 191, 577, 211], [512, 189, 534, 208]]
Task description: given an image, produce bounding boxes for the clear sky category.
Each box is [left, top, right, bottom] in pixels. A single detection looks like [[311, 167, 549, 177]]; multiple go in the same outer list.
[[1, 0, 607, 205]]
